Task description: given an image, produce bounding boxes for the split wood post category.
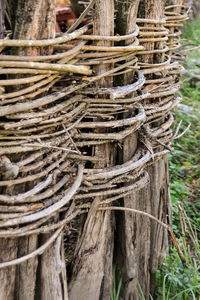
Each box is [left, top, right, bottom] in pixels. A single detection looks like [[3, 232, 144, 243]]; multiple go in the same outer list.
[[68, 1, 115, 299], [0, 1, 68, 299], [115, 1, 152, 299], [138, 0, 171, 296]]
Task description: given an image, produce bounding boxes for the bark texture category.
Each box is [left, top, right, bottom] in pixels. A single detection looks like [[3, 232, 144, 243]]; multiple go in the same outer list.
[[0, 2, 66, 300], [0, 0, 180, 299], [114, 1, 152, 299], [68, 1, 115, 299], [139, 0, 170, 296], [115, 0, 170, 299]]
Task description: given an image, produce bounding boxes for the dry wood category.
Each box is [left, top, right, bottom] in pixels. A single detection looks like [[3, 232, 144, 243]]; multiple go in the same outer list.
[[69, 1, 115, 300], [0, 0, 187, 298]]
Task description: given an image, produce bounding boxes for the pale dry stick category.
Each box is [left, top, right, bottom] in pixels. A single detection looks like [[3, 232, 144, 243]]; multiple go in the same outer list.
[[108, 71, 145, 99], [0, 76, 59, 101], [67, 0, 96, 33], [0, 58, 139, 117], [99, 207, 169, 229], [81, 52, 137, 66], [145, 97, 179, 115], [147, 86, 180, 99], [4, 112, 84, 134], [62, 124, 81, 155], [0, 210, 84, 238], [136, 18, 166, 24], [139, 37, 168, 43], [165, 14, 188, 22], [85, 151, 151, 181], [0, 204, 43, 213], [17, 149, 53, 167], [67, 154, 101, 162], [138, 45, 169, 55], [0, 41, 86, 62], [173, 123, 191, 140], [8, 95, 83, 119], [151, 114, 174, 136], [75, 174, 149, 200], [0, 87, 73, 116], [0, 175, 53, 202], [0, 61, 92, 76], [144, 95, 174, 109], [0, 164, 84, 228], [0, 74, 49, 86], [0, 115, 83, 142], [83, 93, 150, 104], [20, 152, 63, 173], [0, 175, 70, 205], [139, 30, 169, 37], [76, 107, 145, 129], [0, 133, 72, 154], [0, 69, 58, 74], [0, 212, 31, 219], [80, 169, 145, 194], [76, 140, 115, 147], [0, 140, 28, 146], [78, 172, 148, 204], [84, 149, 142, 175], [144, 82, 176, 94], [54, 44, 144, 52], [110, 66, 140, 77], [0, 24, 90, 47], [181, 45, 200, 52], [0, 153, 68, 186], [140, 26, 166, 31], [141, 62, 180, 75], [0, 42, 85, 102], [80, 25, 140, 41], [145, 76, 175, 84], [0, 172, 83, 231], [138, 55, 171, 67], [83, 50, 135, 62], [0, 226, 64, 269], [75, 122, 143, 141], [77, 51, 121, 59], [165, 5, 187, 11], [4, 102, 86, 129], [98, 206, 188, 267], [23, 143, 79, 154]]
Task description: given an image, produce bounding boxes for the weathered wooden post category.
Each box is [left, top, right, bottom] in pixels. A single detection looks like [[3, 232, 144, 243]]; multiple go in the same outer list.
[[68, 1, 115, 299], [0, 1, 67, 299]]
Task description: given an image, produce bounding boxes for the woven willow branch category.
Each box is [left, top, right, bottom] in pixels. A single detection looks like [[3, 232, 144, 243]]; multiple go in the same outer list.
[[0, 2, 188, 266]]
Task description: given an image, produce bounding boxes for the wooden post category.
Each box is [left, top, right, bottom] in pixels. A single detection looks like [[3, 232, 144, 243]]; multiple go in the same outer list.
[[114, 1, 171, 299], [68, 1, 115, 299], [114, 1, 152, 299], [138, 0, 170, 296], [0, 1, 67, 299]]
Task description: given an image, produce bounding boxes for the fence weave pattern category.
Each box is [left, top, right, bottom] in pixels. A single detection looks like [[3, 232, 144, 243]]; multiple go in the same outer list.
[[0, 4, 188, 267]]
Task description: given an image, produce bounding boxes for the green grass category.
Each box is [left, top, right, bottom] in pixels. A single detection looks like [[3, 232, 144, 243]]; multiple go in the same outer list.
[[111, 266, 122, 300], [155, 18, 200, 300]]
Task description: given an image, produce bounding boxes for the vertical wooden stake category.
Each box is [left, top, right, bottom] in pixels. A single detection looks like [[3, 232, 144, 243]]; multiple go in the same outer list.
[[69, 1, 115, 300]]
